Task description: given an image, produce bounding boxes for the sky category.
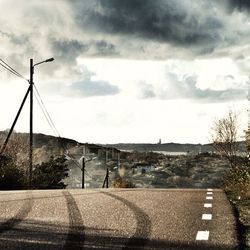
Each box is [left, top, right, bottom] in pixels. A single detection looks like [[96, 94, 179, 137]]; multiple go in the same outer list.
[[0, 0, 250, 144]]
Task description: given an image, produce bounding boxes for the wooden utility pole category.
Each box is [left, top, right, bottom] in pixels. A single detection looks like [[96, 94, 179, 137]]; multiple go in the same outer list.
[[106, 168, 109, 188], [0, 58, 54, 189], [102, 168, 109, 188], [29, 59, 33, 189]]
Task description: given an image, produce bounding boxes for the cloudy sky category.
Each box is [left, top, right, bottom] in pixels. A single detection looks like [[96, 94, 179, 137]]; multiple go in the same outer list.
[[0, 0, 249, 144]]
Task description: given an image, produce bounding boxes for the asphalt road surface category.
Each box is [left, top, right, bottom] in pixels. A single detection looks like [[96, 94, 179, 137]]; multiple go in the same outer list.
[[0, 189, 239, 249]]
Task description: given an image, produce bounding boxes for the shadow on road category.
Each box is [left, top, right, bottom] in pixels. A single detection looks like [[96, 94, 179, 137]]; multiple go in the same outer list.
[[62, 191, 85, 250], [0, 191, 33, 234], [0, 190, 239, 250], [100, 191, 152, 249], [0, 220, 238, 250]]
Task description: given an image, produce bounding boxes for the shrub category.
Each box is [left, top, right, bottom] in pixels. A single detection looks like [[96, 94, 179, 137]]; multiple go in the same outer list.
[[0, 155, 25, 190], [32, 156, 68, 189], [112, 176, 135, 188], [224, 163, 250, 200]]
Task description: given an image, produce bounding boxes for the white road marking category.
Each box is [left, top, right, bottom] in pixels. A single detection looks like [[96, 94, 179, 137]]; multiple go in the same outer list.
[[196, 190, 213, 241], [196, 231, 209, 240], [204, 203, 212, 208], [206, 196, 213, 200], [202, 214, 212, 220]]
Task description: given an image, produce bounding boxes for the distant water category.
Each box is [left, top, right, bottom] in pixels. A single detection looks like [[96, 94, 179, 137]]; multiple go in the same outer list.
[[119, 149, 187, 155], [153, 151, 187, 155]]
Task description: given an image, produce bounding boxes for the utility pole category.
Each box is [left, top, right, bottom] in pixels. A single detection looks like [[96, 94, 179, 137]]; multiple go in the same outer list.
[[106, 168, 109, 188], [28, 57, 54, 189], [0, 58, 54, 189], [102, 168, 109, 188], [29, 59, 33, 189], [117, 151, 120, 169], [82, 157, 85, 189]]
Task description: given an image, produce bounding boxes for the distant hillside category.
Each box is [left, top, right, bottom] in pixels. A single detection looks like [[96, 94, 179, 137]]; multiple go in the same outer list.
[[0, 131, 78, 150], [104, 141, 246, 153], [0, 131, 246, 155]]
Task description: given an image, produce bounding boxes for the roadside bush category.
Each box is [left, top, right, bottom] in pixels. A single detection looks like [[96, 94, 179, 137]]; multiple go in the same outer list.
[[0, 155, 25, 190], [112, 176, 135, 188], [224, 163, 250, 200], [32, 156, 68, 189], [166, 176, 192, 187]]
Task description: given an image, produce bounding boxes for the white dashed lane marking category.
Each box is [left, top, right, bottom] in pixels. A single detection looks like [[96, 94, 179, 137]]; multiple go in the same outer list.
[[202, 214, 212, 220], [196, 189, 214, 241], [196, 231, 209, 240], [206, 196, 213, 200], [204, 203, 212, 208]]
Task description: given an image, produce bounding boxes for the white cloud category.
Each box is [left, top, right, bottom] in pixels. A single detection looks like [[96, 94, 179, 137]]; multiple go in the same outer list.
[[0, 1, 249, 143], [79, 58, 249, 102]]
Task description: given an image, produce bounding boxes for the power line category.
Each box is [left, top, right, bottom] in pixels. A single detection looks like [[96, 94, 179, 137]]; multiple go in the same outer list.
[[33, 84, 60, 136], [0, 59, 28, 81], [33, 84, 84, 171], [0, 58, 96, 184], [33, 90, 58, 137], [0, 58, 28, 80], [33, 84, 96, 181], [0, 61, 23, 79]]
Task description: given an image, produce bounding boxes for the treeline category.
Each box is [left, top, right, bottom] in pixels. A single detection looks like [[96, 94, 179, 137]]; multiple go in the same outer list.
[[0, 154, 68, 190]]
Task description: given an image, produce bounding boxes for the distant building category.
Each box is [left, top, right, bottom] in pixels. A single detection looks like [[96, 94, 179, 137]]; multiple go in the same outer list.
[[158, 139, 161, 145], [64, 143, 120, 188], [134, 163, 155, 174]]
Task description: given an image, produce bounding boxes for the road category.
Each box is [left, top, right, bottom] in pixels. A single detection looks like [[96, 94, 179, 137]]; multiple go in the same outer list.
[[0, 189, 239, 249]]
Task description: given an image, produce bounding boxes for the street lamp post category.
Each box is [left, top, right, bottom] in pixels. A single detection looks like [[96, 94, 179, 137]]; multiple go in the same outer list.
[[29, 57, 54, 189], [29, 59, 33, 189]]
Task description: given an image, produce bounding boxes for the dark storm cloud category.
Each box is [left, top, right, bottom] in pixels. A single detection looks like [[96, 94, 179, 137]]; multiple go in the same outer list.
[[228, 0, 250, 11], [0, 30, 28, 45], [95, 40, 118, 56], [1, 0, 250, 93], [52, 40, 90, 63], [74, 0, 223, 48], [1, 0, 248, 77], [52, 39, 118, 61]]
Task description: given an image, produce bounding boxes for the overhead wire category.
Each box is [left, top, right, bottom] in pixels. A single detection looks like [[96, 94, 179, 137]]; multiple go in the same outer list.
[[33, 88, 58, 137], [0, 61, 24, 79], [0, 58, 28, 81], [33, 84, 94, 179], [33, 84, 59, 136], [0, 58, 95, 181]]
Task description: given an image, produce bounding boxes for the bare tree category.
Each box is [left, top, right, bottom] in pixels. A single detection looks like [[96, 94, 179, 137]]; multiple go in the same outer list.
[[210, 110, 240, 167], [0, 131, 29, 172], [245, 113, 250, 151]]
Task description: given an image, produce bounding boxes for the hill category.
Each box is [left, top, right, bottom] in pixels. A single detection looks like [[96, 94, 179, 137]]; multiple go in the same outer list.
[[0, 131, 246, 155], [104, 141, 246, 153]]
